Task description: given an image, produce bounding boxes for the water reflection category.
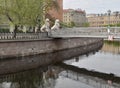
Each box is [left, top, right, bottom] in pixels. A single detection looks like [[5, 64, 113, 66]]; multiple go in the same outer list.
[[0, 41, 102, 75], [0, 66, 57, 88], [69, 41, 120, 76], [1, 40, 120, 88], [102, 40, 120, 54], [0, 63, 120, 88]]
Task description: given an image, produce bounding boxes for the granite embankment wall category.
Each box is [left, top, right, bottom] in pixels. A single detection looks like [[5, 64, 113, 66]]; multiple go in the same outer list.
[[0, 38, 103, 75], [0, 38, 103, 59]]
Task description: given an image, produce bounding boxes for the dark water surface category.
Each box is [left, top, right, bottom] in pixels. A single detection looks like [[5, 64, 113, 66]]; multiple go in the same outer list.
[[67, 41, 120, 76], [0, 41, 120, 88]]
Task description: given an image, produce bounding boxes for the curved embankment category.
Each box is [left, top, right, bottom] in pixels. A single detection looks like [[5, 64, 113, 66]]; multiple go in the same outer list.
[[0, 37, 103, 75], [0, 38, 103, 59]]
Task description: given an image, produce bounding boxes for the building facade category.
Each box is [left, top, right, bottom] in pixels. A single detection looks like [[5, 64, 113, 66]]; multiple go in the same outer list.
[[87, 11, 120, 27], [48, 0, 63, 21], [63, 9, 87, 27]]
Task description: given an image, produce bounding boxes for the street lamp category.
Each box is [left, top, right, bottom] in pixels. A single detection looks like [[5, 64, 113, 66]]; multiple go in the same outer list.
[[107, 10, 111, 34], [115, 11, 119, 34], [37, 18, 41, 32], [107, 10, 111, 26]]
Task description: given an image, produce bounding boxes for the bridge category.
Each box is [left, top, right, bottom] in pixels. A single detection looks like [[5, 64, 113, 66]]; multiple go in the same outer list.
[[0, 27, 120, 40], [51, 27, 120, 40]]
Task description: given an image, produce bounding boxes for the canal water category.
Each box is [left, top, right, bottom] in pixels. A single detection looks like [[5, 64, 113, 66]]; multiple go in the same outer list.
[[0, 41, 120, 88]]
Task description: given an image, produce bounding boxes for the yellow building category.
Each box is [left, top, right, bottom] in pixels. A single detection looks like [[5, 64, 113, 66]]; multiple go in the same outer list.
[[87, 11, 120, 27], [63, 9, 87, 27]]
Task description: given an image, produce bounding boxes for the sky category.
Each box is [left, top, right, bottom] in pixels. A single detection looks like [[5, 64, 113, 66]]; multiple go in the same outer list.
[[63, 0, 120, 14]]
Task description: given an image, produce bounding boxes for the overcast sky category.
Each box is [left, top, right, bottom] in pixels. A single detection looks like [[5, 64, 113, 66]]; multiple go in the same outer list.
[[63, 0, 120, 14]]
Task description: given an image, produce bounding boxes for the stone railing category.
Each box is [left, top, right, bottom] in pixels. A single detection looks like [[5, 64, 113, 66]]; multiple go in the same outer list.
[[1, 27, 120, 40], [0, 32, 49, 40], [57, 27, 120, 34], [50, 27, 120, 39]]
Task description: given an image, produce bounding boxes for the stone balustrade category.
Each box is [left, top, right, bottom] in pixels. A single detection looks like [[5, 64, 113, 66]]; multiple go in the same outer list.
[[0, 27, 120, 40], [0, 32, 48, 40]]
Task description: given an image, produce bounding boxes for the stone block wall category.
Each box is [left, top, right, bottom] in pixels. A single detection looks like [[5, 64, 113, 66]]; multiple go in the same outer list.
[[0, 38, 103, 59]]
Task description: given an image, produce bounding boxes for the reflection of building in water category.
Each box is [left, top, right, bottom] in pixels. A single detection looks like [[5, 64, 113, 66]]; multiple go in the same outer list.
[[101, 41, 120, 54], [0, 64, 120, 88]]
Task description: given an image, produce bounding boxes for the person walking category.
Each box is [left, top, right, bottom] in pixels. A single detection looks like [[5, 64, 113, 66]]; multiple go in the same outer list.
[[107, 26, 110, 34]]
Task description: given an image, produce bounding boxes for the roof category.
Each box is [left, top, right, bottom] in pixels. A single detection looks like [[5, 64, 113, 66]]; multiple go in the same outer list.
[[63, 9, 85, 14]]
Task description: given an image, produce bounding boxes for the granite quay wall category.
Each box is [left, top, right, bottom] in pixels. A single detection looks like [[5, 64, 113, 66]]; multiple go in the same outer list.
[[0, 38, 103, 75], [0, 37, 103, 59]]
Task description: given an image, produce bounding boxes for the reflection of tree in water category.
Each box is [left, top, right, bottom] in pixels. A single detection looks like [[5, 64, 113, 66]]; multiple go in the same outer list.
[[0, 63, 120, 88], [0, 66, 59, 88], [0, 41, 103, 88], [102, 40, 120, 54]]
